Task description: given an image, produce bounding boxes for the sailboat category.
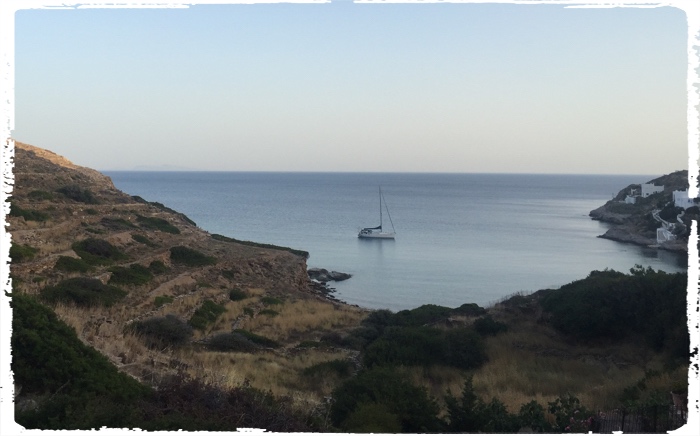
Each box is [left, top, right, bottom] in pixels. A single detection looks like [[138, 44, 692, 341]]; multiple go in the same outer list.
[[358, 187, 396, 239]]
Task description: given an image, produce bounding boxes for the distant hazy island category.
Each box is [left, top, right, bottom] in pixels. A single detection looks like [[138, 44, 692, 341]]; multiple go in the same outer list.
[[6, 142, 690, 432]]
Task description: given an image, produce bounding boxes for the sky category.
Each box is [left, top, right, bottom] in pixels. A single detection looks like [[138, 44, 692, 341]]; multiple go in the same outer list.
[[8, 1, 694, 174]]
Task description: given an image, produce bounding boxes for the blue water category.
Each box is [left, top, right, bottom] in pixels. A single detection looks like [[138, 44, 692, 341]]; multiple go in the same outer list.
[[105, 172, 687, 311]]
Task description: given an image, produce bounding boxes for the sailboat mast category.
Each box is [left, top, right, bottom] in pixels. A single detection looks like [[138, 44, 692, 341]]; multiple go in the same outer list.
[[379, 187, 383, 230]]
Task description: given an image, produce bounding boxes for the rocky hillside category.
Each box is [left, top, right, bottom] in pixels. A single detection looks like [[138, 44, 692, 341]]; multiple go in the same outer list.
[[8, 142, 367, 410], [589, 170, 696, 252]]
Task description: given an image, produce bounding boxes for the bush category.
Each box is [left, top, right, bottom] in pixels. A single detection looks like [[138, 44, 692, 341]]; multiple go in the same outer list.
[[393, 304, 454, 326], [211, 233, 309, 259], [54, 256, 92, 273], [9, 203, 49, 221], [331, 366, 442, 432], [473, 315, 508, 336], [205, 332, 258, 352], [148, 260, 168, 274], [228, 288, 248, 301], [444, 376, 520, 433], [170, 246, 216, 267], [10, 243, 38, 263], [233, 329, 280, 348], [188, 300, 227, 330], [40, 278, 127, 307], [101, 217, 136, 230], [56, 184, 98, 204], [72, 238, 126, 265], [132, 233, 157, 247], [154, 295, 174, 307], [259, 309, 279, 317], [108, 264, 153, 286], [129, 315, 193, 349], [302, 359, 353, 378], [28, 190, 54, 201], [452, 303, 487, 317], [11, 294, 150, 429], [261, 296, 283, 306], [136, 215, 180, 234]]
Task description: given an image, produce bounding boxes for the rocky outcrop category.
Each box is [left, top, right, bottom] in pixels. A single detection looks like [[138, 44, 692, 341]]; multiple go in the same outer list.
[[307, 267, 352, 283]]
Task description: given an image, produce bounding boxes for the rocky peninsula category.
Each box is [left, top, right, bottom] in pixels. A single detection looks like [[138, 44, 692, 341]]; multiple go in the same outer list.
[[588, 170, 696, 252]]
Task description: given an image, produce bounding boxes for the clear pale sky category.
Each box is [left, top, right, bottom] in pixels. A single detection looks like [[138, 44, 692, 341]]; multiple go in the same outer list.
[[11, 1, 691, 174]]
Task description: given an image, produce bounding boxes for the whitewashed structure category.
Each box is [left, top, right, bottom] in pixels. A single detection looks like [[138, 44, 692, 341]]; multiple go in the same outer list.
[[641, 183, 663, 197], [673, 190, 695, 209], [657, 227, 676, 243]]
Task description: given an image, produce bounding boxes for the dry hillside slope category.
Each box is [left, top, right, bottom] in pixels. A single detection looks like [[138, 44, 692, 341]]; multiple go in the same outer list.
[[8, 141, 367, 405]]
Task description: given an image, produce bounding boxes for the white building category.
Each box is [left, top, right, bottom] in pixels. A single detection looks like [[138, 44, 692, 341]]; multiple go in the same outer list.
[[673, 190, 696, 209], [657, 227, 676, 243], [641, 183, 663, 197]]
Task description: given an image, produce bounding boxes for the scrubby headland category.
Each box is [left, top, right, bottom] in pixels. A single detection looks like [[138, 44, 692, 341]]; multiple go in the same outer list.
[[6, 142, 691, 432]]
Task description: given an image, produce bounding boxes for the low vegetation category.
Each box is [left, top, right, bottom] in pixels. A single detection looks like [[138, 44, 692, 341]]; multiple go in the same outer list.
[[53, 256, 92, 273], [228, 288, 248, 301], [169, 246, 216, 266], [108, 264, 154, 286], [136, 214, 180, 234], [188, 300, 227, 330], [212, 233, 309, 258], [128, 315, 194, 349], [40, 278, 127, 307], [56, 184, 98, 204], [72, 238, 127, 265], [9, 243, 38, 263], [10, 202, 50, 221]]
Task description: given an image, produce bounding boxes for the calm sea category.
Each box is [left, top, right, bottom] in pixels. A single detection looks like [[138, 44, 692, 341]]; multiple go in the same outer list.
[[105, 172, 687, 311]]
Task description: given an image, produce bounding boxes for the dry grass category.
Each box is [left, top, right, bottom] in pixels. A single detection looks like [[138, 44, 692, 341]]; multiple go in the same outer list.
[[236, 297, 367, 342], [175, 347, 353, 404]]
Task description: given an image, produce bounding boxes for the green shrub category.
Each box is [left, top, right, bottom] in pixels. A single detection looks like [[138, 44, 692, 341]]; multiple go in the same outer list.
[[212, 233, 309, 259], [205, 332, 258, 352], [9, 243, 38, 263], [331, 366, 442, 433], [40, 277, 127, 307], [473, 315, 508, 336], [188, 300, 227, 330], [233, 329, 280, 348], [154, 295, 174, 308], [32, 276, 46, 283], [302, 359, 353, 378], [54, 255, 92, 273], [128, 315, 193, 349], [148, 260, 168, 274], [228, 288, 248, 301], [131, 233, 157, 247], [452, 303, 487, 317], [261, 296, 283, 306], [222, 269, 238, 280], [444, 377, 520, 433], [136, 215, 180, 234], [56, 184, 98, 204], [108, 264, 153, 286], [28, 190, 54, 201], [170, 246, 216, 266], [9, 203, 49, 221], [259, 309, 279, 317], [243, 307, 255, 316], [297, 340, 322, 349], [72, 238, 126, 265], [393, 304, 453, 326], [101, 217, 136, 230], [11, 294, 150, 429], [85, 208, 99, 215]]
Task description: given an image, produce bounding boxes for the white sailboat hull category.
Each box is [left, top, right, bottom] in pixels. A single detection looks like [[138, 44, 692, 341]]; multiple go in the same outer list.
[[358, 231, 395, 239]]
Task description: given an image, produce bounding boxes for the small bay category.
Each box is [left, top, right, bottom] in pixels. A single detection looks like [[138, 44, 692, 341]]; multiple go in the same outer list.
[[105, 171, 687, 311]]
